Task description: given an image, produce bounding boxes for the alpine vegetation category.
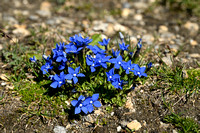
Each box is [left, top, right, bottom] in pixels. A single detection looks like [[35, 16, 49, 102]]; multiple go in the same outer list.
[[29, 32, 152, 114]]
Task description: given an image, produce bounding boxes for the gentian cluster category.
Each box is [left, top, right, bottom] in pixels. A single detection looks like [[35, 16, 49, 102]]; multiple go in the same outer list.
[[71, 94, 101, 114], [29, 32, 151, 115]]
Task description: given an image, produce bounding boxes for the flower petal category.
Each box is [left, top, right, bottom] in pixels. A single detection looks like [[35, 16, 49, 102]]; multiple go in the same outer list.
[[77, 73, 85, 77], [92, 94, 99, 101], [94, 101, 101, 107], [71, 100, 78, 107], [68, 67, 74, 74], [81, 107, 88, 114], [75, 66, 80, 73], [65, 74, 73, 80], [75, 107, 81, 114], [50, 81, 58, 88], [87, 104, 94, 113], [73, 77, 78, 84]]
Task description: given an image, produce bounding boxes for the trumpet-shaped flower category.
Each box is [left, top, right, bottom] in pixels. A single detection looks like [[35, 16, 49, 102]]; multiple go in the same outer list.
[[50, 71, 66, 88], [122, 60, 136, 74], [71, 95, 88, 114], [84, 94, 101, 113], [106, 68, 120, 82], [41, 58, 53, 74], [119, 42, 129, 51], [131, 64, 147, 77], [109, 55, 124, 69], [65, 66, 85, 84], [98, 38, 110, 46], [30, 56, 37, 63]]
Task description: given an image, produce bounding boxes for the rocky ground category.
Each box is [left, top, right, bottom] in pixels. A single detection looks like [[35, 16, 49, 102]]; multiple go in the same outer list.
[[0, 0, 199, 133]]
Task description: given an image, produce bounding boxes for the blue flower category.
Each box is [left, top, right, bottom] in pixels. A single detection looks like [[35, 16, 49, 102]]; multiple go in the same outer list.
[[58, 61, 66, 70], [65, 66, 85, 84], [147, 62, 152, 69], [71, 95, 88, 114], [106, 68, 120, 82], [30, 56, 37, 63], [52, 42, 67, 62], [119, 42, 129, 51], [112, 78, 123, 90], [122, 60, 136, 74], [131, 64, 147, 77], [65, 43, 83, 54], [86, 55, 100, 72], [94, 54, 111, 69], [41, 58, 53, 74], [112, 49, 120, 58], [98, 38, 110, 46], [50, 71, 66, 88], [109, 55, 123, 69], [84, 94, 101, 113], [87, 45, 105, 55], [69, 34, 92, 47]]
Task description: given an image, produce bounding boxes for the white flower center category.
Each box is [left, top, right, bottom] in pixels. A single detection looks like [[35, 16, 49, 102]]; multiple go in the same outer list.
[[118, 62, 121, 64], [73, 74, 77, 77], [59, 81, 62, 84], [109, 76, 112, 79], [118, 83, 121, 85], [92, 64, 95, 66], [137, 72, 140, 75], [79, 104, 82, 107], [46, 65, 50, 69], [128, 67, 130, 70], [90, 101, 93, 104], [99, 60, 101, 63]]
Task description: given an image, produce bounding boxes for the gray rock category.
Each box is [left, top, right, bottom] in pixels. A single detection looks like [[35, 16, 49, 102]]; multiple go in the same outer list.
[[29, 15, 39, 21], [53, 126, 66, 133], [162, 55, 172, 66], [36, 10, 51, 17], [3, 15, 18, 25]]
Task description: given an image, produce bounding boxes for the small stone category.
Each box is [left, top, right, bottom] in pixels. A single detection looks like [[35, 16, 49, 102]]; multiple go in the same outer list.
[[84, 115, 94, 123], [125, 97, 135, 112], [94, 109, 104, 115], [160, 122, 169, 129], [190, 39, 198, 46], [143, 34, 154, 45], [134, 14, 143, 21], [159, 25, 168, 33], [40, 1, 51, 11], [182, 70, 188, 79], [117, 126, 122, 132], [6, 85, 14, 90], [132, 2, 148, 10], [184, 21, 199, 36], [13, 25, 30, 37], [173, 130, 178, 133], [121, 8, 131, 18], [0, 45, 3, 50], [0, 74, 9, 81], [36, 10, 51, 17], [127, 120, 142, 131], [162, 55, 172, 66], [53, 126, 66, 133], [190, 53, 200, 58], [29, 15, 39, 21], [121, 120, 128, 127], [3, 16, 18, 25], [111, 112, 114, 116], [1, 82, 7, 86]]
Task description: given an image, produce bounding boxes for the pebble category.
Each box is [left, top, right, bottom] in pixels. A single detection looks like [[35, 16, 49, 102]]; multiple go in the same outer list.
[[159, 122, 169, 128], [3, 16, 18, 25], [84, 115, 94, 123], [142, 34, 155, 45], [132, 2, 148, 10], [40, 1, 51, 11], [121, 8, 131, 18], [111, 112, 114, 116], [0, 44, 3, 50], [121, 120, 128, 127], [125, 97, 136, 113], [127, 120, 142, 131], [94, 109, 104, 115], [13, 25, 30, 37], [117, 126, 122, 132], [190, 53, 200, 58], [183, 21, 199, 36], [159, 25, 168, 33], [162, 55, 172, 66], [53, 126, 66, 133], [134, 14, 143, 21], [36, 10, 51, 17], [173, 130, 178, 133], [190, 39, 198, 46], [29, 15, 39, 21], [0, 74, 9, 81]]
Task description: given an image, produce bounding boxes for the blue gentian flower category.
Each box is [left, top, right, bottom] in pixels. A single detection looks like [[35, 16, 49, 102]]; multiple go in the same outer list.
[[41, 59, 53, 74], [147, 62, 152, 69], [106, 68, 120, 82], [30, 56, 37, 63], [109, 55, 124, 69], [119, 32, 124, 42], [69, 34, 92, 47], [52, 42, 67, 62], [98, 38, 110, 49], [65, 43, 83, 54], [131, 64, 147, 77], [71, 95, 88, 114], [122, 60, 136, 74], [50, 71, 66, 88], [86, 55, 100, 72], [119, 42, 129, 51], [58, 61, 66, 70], [112, 78, 123, 90], [65, 66, 85, 84], [112, 49, 120, 58], [87, 45, 105, 55], [84, 94, 101, 113], [94, 54, 111, 69]]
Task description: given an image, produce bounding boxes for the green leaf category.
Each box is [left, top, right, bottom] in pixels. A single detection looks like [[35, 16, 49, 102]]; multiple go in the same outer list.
[[89, 34, 105, 49]]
